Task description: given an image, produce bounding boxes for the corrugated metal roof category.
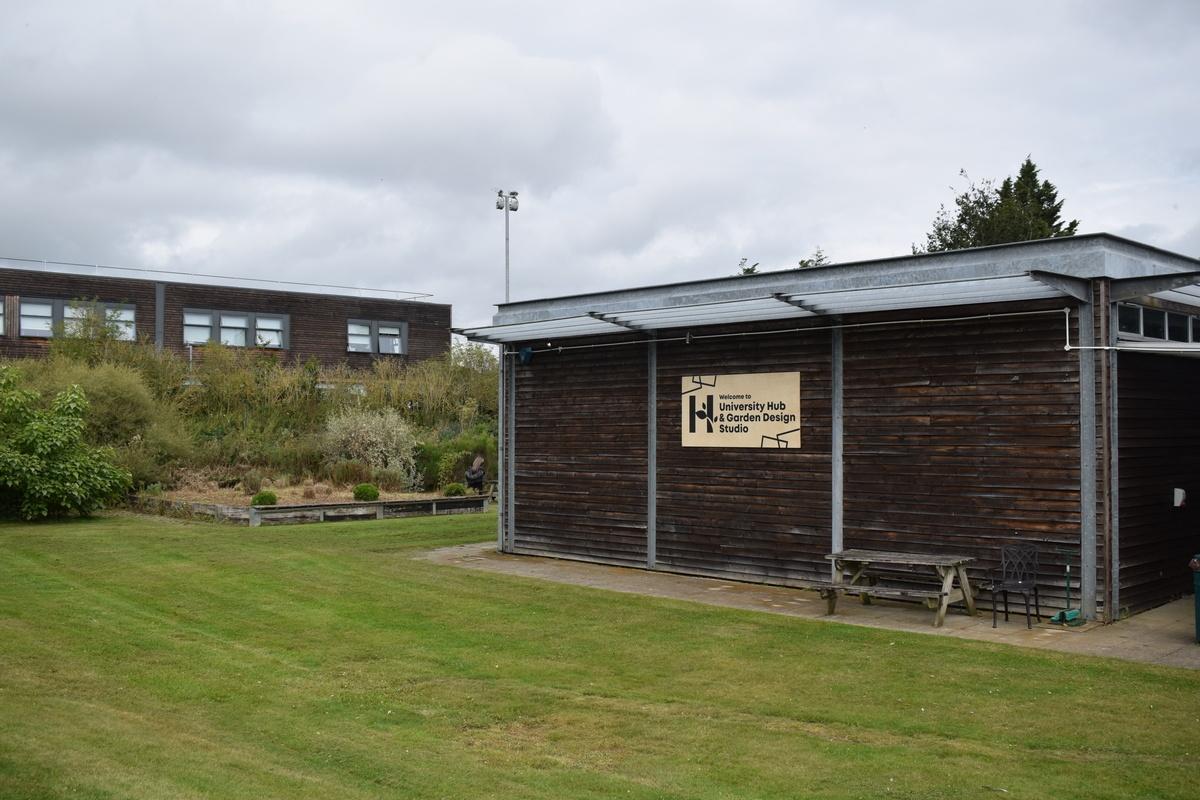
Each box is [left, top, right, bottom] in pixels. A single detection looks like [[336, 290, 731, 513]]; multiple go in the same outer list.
[[456, 273, 1068, 343]]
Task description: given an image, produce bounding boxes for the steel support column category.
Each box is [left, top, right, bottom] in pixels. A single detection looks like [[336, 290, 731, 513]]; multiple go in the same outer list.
[[1078, 302, 1097, 620], [647, 338, 657, 568], [506, 351, 517, 552], [1108, 301, 1121, 618], [496, 349, 505, 551], [831, 328, 844, 559]]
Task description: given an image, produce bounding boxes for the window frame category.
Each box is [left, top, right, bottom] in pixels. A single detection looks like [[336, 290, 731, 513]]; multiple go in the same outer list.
[[63, 301, 137, 341], [1115, 301, 1200, 344], [19, 297, 57, 338], [17, 298, 137, 340], [346, 319, 408, 356], [182, 308, 290, 349]]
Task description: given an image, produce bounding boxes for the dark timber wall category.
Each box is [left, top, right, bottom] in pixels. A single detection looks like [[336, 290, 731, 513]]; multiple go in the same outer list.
[[512, 337, 648, 565], [1117, 352, 1200, 613], [654, 325, 833, 583], [507, 302, 1106, 613], [0, 266, 450, 367], [0, 271, 158, 359], [843, 306, 1083, 609]]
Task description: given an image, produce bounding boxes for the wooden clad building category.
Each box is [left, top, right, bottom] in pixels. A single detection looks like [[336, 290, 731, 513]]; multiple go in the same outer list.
[[0, 257, 450, 367], [461, 235, 1200, 622]]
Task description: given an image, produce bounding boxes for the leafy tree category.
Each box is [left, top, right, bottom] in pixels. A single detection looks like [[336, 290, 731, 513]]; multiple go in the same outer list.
[[918, 157, 1079, 253], [736, 257, 759, 276], [0, 366, 132, 519]]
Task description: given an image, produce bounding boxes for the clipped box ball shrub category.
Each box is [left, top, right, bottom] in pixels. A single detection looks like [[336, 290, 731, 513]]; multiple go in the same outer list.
[[353, 483, 380, 502], [442, 482, 466, 497], [251, 490, 278, 506]]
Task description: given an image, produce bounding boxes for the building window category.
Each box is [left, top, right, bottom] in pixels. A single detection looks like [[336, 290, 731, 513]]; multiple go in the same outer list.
[[346, 322, 372, 352], [219, 314, 249, 347], [1116, 302, 1200, 344], [19, 299, 137, 340], [184, 311, 213, 344], [1142, 308, 1166, 339], [347, 320, 407, 355], [1117, 303, 1141, 335], [378, 324, 403, 355], [20, 300, 55, 337], [184, 309, 288, 349], [64, 303, 136, 341], [255, 316, 284, 348]]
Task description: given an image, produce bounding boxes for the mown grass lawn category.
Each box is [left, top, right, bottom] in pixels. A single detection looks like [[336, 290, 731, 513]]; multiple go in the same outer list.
[[1, 512, 1197, 799]]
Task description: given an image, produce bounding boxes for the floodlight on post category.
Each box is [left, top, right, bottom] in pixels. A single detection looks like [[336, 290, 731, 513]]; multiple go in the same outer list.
[[496, 190, 518, 302]]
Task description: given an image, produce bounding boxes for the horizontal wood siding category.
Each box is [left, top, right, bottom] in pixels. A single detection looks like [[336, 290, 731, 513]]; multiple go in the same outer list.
[[655, 326, 833, 584], [512, 339, 648, 565], [0, 266, 450, 367], [843, 307, 1083, 610], [1117, 352, 1200, 613]]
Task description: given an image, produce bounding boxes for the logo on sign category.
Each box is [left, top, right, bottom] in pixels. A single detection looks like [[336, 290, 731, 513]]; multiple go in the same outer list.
[[689, 394, 714, 433]]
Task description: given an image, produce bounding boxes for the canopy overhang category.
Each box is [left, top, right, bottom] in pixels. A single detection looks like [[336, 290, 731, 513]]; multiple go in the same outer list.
[[457, 272, 1072, 344]]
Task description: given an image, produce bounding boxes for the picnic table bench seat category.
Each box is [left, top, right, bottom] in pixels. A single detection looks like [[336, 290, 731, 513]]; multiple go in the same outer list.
[[823, 549, 979, 627]]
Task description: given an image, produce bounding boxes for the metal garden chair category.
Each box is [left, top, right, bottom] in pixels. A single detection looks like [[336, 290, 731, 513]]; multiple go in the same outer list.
[[988, 544, 1041, 629]]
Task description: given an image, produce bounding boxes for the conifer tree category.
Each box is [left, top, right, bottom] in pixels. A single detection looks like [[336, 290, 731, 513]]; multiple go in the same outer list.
[[918, 157, 1079, 253]]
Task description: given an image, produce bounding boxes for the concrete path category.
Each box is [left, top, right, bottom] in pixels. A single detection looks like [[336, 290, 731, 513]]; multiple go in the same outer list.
[[422, 542, 1200, 670]]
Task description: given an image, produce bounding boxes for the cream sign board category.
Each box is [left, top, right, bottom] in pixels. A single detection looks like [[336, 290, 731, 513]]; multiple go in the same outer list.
[[681, 372, 802, 448]]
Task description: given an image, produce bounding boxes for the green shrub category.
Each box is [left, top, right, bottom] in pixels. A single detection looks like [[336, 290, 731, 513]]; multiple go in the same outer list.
[[323, 407, 419, 485], [20, 358, 193, 487], [353, 483, 380, 502], [414, 424, 497, 491], [263, 434, 324, 477], [327, 459, 373, 487], [437, 449, 472, 488], [251, 490, 278, 506], [373, 467, 411, 492], [442, 482, 466, 497], [242, 470, 265, 494], [0, 367, 132, 519]]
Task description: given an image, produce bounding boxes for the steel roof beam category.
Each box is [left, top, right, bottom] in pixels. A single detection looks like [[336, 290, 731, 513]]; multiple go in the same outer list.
[[1109, 271, 1200, 302], [588, 311, 647, 331], [1029, 270, 1093, 302]]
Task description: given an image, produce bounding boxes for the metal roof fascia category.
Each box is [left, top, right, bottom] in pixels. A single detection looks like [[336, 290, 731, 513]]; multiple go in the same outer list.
[[491, 235, 1193, 324], [620, 308, 815, 329]]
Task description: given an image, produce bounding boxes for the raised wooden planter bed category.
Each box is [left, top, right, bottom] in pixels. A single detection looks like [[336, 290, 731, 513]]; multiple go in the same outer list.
[[135, 495, 489, 526]]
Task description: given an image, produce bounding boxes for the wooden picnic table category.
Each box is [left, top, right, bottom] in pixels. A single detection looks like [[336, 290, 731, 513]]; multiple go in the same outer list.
[[824, 548, 978, 627]]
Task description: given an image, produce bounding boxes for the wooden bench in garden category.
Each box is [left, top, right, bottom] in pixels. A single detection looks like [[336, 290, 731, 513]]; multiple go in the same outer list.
[[823, 549, 978, 627]]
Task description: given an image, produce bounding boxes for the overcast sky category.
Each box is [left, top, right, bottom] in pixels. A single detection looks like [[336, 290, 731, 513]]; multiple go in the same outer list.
[[2, 1, 1198, 327]]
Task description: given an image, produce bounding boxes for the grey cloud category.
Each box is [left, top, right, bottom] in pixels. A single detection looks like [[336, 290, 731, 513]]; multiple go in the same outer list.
[[1, 0, 1198, 330]]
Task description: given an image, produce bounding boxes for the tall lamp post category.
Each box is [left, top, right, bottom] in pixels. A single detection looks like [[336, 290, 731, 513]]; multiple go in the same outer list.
[[495, 190, 518, 302], [494, 189, 518, 552]]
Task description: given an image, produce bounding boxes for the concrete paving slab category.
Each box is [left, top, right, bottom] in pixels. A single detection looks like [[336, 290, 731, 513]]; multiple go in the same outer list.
[[422, 542, 1200, 670]]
